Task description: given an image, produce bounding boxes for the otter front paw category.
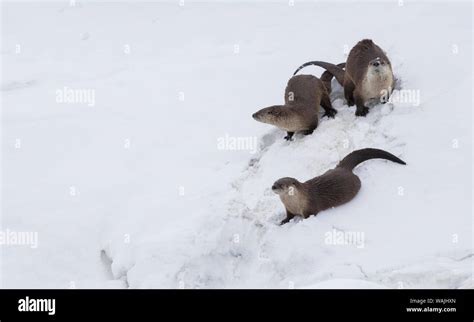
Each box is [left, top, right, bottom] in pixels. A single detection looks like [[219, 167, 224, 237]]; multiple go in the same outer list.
[[355, 106, 369, 117], [284, 132, 294, 141], [323, 108, 337, 118]]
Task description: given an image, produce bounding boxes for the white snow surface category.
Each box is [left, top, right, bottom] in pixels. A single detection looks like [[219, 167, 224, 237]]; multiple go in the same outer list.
[[1, 1, 472, 288]]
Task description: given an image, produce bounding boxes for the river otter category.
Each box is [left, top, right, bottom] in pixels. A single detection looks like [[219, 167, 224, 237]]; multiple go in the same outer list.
[[293, 40, 394, 116], [252, 74, 337, 141], [272, 148, 406, 224]]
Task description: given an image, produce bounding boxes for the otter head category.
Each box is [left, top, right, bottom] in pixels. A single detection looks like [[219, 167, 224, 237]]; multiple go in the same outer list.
[[368, 57, 391, 75], [252, 105, 285, 125], [271, 177, 301, 196]]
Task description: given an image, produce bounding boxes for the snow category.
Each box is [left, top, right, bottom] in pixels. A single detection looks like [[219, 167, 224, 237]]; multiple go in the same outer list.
[[1, 1, 472, 289]]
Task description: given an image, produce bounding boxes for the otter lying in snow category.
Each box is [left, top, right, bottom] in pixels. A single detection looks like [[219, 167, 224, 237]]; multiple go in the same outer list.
[[272, 148, 406, 225]]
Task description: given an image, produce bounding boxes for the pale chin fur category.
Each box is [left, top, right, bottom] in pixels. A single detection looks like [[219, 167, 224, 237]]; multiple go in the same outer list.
[[272, 188, 286, 195]]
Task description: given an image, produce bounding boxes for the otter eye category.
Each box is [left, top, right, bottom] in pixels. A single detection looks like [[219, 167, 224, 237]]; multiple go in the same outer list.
[[271, 110, 281, 116]]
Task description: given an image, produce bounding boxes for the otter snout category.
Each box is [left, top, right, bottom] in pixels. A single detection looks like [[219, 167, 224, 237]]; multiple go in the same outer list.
[[252, 106, 278, 124], [370, 58, 387, 70], [272, 182, 283, 194]]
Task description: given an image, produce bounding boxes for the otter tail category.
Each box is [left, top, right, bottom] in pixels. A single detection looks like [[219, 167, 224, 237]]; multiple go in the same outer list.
[[320, 62, 346, 93], [337, 148, 406, 171], [293, 61, 346, 86]]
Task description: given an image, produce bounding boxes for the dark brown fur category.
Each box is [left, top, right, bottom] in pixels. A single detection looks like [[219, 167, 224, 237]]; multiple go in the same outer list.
[[320, 63, 346, 93], [293, 61, 346, 87], [252, 75, 337, 140], [344, 39, 394, 116], [272, 148, 406, 224], [293, 40, 394, 117]]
